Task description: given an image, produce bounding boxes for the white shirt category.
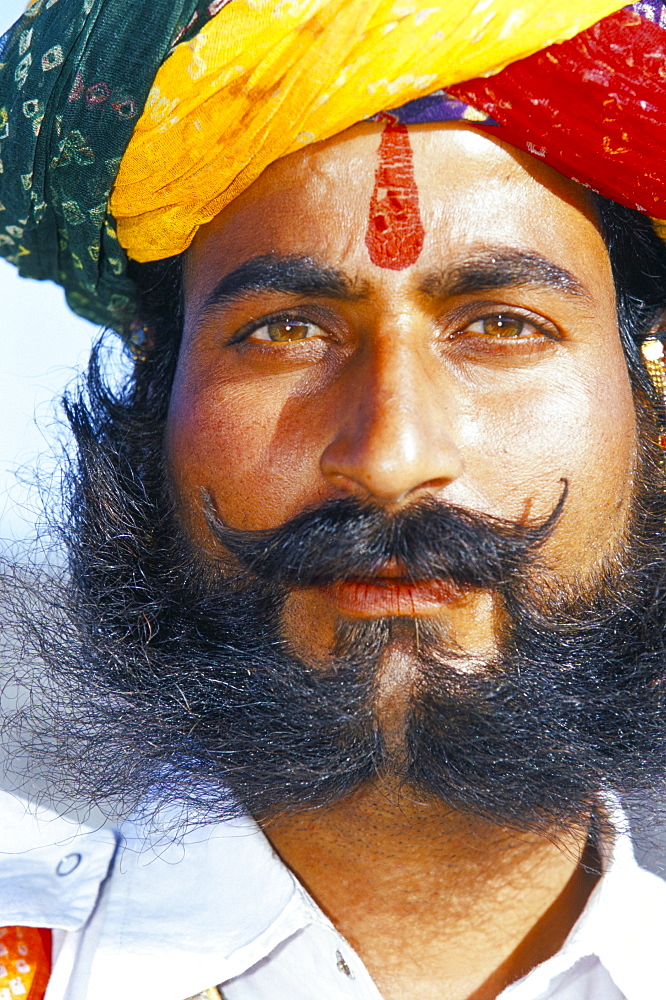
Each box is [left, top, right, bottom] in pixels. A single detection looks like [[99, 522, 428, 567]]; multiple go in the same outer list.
[[0, 789, 664, 1000]]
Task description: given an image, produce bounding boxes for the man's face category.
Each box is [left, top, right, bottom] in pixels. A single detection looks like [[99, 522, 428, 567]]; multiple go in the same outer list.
[[167, 123, 637, 669], [21, 125, 666, 830]]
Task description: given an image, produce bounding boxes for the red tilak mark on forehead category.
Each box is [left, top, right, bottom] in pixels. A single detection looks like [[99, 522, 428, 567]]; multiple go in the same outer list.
[[365, 113, 425, 270]]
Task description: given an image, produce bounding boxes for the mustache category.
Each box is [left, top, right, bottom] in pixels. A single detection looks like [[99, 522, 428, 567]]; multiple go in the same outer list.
[[203, 483, 567, 589]]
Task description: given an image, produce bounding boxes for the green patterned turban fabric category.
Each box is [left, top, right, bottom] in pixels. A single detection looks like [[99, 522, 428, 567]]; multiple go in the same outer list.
[[0, 0, 216, 332]]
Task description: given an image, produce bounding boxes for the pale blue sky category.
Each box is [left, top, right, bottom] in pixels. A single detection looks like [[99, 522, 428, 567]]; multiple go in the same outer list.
[[1, 2, 118, 538]]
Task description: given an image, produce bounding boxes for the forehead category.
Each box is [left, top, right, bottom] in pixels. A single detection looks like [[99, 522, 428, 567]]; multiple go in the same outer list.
[[186, 122, 612, 301]]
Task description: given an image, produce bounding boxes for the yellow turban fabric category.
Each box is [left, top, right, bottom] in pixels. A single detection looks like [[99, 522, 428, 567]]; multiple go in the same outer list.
[[111, 0, 628, 263]]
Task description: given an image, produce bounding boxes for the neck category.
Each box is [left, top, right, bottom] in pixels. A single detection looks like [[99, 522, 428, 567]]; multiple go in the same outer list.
[[263, 782, 600, 1000]]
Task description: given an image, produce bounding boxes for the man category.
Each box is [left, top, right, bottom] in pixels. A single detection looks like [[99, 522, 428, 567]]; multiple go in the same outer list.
[[3, 1, 666, 999]]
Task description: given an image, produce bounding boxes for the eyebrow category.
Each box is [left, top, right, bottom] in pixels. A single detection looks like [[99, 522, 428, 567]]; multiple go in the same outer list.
[[196, 247, 592, 323], [419, 249, 592, 301], [199, 254, 368, 318]]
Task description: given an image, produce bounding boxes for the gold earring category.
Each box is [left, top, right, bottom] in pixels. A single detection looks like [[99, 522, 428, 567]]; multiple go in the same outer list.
[[641, 336, 666, 450], [128, 324, 155, 362]]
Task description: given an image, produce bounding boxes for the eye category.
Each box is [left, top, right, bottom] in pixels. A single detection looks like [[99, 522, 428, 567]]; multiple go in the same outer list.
[[248, 319, 323, 343], [460, 313, 547, 340]]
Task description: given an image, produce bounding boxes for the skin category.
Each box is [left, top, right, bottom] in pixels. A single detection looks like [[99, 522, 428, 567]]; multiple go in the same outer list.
[[165, 123, 637, 999]]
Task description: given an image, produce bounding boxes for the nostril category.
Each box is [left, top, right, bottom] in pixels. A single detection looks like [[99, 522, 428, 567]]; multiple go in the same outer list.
[[320, 455, 463, 506]]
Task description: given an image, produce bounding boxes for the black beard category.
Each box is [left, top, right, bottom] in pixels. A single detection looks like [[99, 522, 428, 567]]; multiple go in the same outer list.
[[4, 342, 666, 837]]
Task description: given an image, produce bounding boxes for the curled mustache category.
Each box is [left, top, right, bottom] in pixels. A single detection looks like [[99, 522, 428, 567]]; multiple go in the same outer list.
[[204, 483, 567, 589]]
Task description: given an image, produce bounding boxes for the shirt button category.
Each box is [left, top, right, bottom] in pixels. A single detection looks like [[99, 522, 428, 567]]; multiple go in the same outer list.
[[336, 950, 354, 979], [56, 852, 82, 876]]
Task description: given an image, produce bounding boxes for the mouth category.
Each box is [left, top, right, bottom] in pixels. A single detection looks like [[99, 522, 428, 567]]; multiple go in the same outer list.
[[318, 569, 470, 618]]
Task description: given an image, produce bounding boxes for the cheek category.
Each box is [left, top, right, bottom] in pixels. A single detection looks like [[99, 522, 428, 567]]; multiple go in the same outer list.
[[457, 363, 637, 567], [165, 363, 327, 532]]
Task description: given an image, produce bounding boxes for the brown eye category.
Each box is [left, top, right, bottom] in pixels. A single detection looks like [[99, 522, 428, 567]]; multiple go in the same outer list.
[[267, 321, 310, 342], [247, 320, 321, 343], [461, 313, 544, 340], [482, 315, 526, 338]]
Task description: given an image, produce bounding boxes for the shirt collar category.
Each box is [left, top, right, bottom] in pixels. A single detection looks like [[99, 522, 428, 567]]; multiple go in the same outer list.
[[88, 808, 317, 1000], [563, 821, 666, 1000], [0, 788, 118, 931], [6, 788, 665, 1000], [501, 801, 666, 1000], [85, 799, 666, 1000]]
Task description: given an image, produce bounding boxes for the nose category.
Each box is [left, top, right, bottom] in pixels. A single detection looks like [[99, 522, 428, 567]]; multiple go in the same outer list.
[[320, 336, 463, 504]]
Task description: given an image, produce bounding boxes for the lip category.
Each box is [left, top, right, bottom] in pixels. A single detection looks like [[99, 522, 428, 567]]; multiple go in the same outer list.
[[319, 577, 468, 618]]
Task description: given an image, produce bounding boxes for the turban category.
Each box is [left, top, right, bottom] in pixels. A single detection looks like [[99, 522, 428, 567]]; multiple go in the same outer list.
[[0, 0, 665, 335]]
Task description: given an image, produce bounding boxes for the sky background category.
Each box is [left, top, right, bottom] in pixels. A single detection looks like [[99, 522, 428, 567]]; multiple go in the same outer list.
[[1, 1, 120, 539]]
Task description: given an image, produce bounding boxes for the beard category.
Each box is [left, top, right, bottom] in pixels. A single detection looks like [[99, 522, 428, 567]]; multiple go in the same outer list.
[[4, 340, 666, 837]]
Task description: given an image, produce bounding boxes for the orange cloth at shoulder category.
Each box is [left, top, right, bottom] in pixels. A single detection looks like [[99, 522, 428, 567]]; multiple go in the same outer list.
[[0, 928, 51, 1000]]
